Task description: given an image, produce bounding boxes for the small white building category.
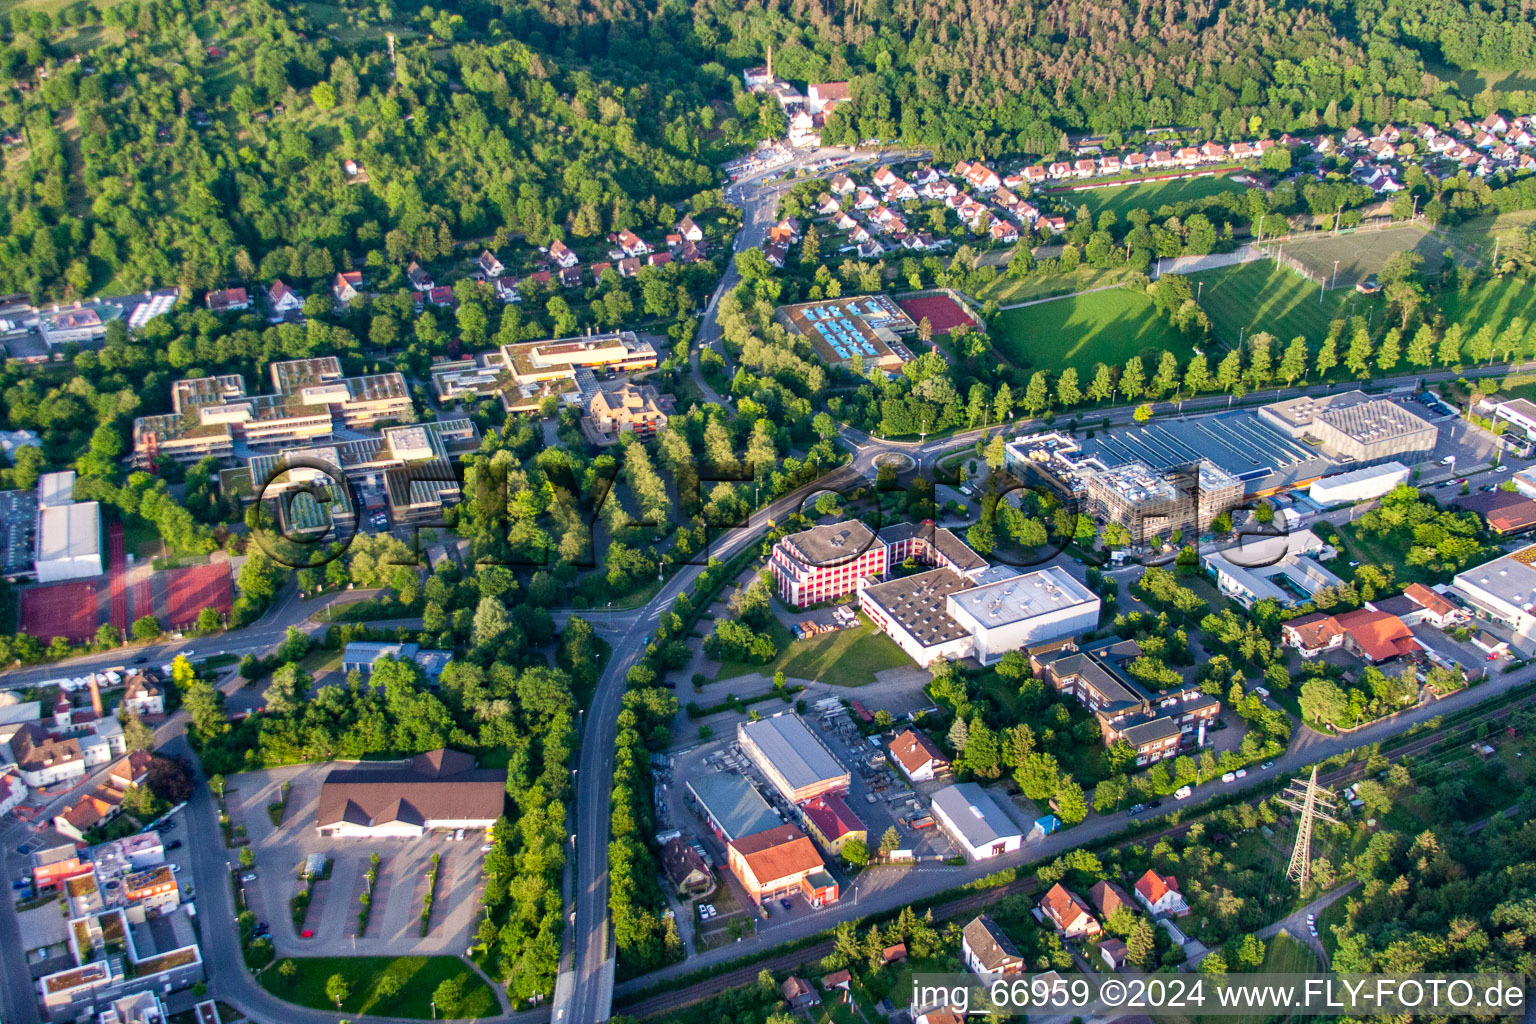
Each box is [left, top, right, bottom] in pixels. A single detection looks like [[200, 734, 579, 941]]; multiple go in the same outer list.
[[1308, 461, 1411, 505], [929, 782, 1023, 861]]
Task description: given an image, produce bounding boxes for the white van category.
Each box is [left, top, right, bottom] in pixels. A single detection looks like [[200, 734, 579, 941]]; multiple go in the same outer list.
[[1174, 785, 1192, 800], [1221, 771, 1237, 783]]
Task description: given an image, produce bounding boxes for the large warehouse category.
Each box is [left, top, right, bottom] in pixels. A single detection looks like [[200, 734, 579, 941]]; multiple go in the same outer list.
[[737, 714, 850, 804], [929, 783, 1023, 861], [1259, 391, 1436, 466], [34, 471, 103, 583]]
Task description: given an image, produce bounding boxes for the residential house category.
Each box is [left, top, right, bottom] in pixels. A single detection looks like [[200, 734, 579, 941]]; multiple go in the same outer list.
[[659, 837, 711, 896], [1088, 879, 1134, 923], [477, 250, 504, 278], [857, 239, 886, 258], [1343, 126, 1368, 148], [559, 266, 583, 289], [1481, 112, 1511, 135], [549, 241, 580, 268], [616, 230, 650, 257], [888, 728, 948, 782], [1023, 165, 1047, 183], [1039, 882, 1102, 938], [54, 793, 120, 842], [1099, 938, 1129, 970], [965, 163, 1001, 191], [7, 725, 85, 787], [1175, 146, 1202, 166], [427, 285, 453, 307], [990, 219, 1019, 243], [332, 271, 363, 306], [0, 768, 26, 818], [1041, 215, 1066, 234], [961, 914, 1025, 977], [1099, 155, 1122, 174], [1377, 583, 1470, 630], [1333, 608, 1421, 663], [872, 166, 899, 190], [108, 751, 152, 791], [769, 217, 801, 244], [1133, 869, 1189, 916], [1147, 148, 1174, 168], [1281, 611, 1346, 657], [205, 288, 249, 313], [677, 214, 705, 241], [1200, 141, 1227, 161], [1230, 141, 1256, 160], [781, 977, 820, 1010], [821, 970, 852, 994], [828, 173, 856, 195], [852, 189, 877, 210], [764, 243, 786, 269], [266, 280, 303, 319], [406, 261, 434, 291], [616, 258, 641, 278], [584, 381, 672, 443], [120, 673, 163, 717], [647, 252, 672, 268], [815, 194, 841, 216], [590, 261, 614, 280], [1367, 138, 1397, 160], [798, 792, 866, 855], [1124, 152, 1149, 171], [1073, 158, 1096, 178]]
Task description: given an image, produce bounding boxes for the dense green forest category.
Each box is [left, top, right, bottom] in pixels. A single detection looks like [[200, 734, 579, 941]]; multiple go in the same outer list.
[[4, 0, 1536, 298]]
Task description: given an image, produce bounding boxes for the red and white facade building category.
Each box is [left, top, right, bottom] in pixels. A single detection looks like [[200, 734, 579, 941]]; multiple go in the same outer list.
[[770, 521, 888, 607]]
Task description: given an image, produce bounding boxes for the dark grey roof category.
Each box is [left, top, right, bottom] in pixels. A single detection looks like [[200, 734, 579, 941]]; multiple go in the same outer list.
[[859, 567, 973, 647], [685, 773, 781, 841]]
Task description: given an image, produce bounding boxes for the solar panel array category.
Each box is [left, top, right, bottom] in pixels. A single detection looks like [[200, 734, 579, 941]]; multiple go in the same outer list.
[[1084, 412, 1324, 485], [804, 304, 881, 361]]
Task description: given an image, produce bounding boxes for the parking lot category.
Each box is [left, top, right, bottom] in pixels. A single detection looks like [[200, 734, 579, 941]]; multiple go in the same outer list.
[[224, 766, 485, 957]]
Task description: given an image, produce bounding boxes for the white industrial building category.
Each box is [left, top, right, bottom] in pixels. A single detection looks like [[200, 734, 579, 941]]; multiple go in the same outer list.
[[859, 565, 1100, 668], [34, 471, 103, 583], [947, 567, 1101, 665], [1451, 546, 1536, 654], [1308, 461, 1411, 505], [928, 782, 1023, 861]]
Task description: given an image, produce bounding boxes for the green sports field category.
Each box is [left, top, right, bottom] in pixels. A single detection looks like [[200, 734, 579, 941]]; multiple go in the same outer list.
[[1187, 260, 1384, 347], [1436, 275, 1536, 354], [991, 287, 1195, 375], [1269, 224, 1447, 286], [1056, 174, 1248, 218]]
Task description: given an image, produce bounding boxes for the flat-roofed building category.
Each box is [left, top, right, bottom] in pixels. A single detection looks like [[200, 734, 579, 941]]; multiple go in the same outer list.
[[946, 566, 1100, 665], [683, 772, 781, 842], [1309, 461, 1411, 505], [583, 381, 674, 444], [737, 714, 850, 804], [1452, 546, 1536, 653], [133, 359, 415, 467], [857, 567, 977, 667], [500, 332, 657, 385], [1260, 391, 1436, 466], [929, 783, 1022, 861], [1202, 529, 1343, 609], [35, 496, 102, 582], [771, 520, 887, 607], [776, 296, 915, 372]]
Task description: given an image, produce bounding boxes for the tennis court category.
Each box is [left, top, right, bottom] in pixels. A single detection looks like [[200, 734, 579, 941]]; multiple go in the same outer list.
[[161, 564, 233, 628], [897, 294, 977, 335], [21, 580, 101, 644]]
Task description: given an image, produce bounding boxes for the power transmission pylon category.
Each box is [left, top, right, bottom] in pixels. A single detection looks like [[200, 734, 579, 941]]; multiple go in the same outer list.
[[1278, 766, 1341, 890]]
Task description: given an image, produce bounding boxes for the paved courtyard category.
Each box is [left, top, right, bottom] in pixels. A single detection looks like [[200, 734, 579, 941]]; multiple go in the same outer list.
[[224, 765, 487, 957]]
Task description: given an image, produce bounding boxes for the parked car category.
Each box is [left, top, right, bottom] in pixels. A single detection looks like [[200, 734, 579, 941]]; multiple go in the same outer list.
[[1221, 771, 1237, 783], [241, 873, 258, 882], [779, 898, 792, 911], [1261, 761, 1275, 771], [1175, 785, 1193, 800], [1127, 803, 1145, 816], [166, 840, 183, 851], [1235, 769, 1248, 779]]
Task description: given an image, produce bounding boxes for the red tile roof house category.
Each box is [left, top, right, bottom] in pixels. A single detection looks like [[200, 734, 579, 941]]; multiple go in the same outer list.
[[1281, 611, 1346, 657], [428, 285, 454, 306], [1088, 879, 1135, 922], [1133, 869, 1189, 917], [889, 728, 949, 782], [1333, 608, 1421, 663], [205, 287, 249, 312], [332, 271, 363, 305], [1039, 882, 1102, 938]]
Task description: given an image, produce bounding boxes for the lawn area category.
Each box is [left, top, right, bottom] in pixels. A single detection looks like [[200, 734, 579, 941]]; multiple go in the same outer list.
[[715, 613, 913, 686], [258, 955, 496, 1019], [1188, 259, 1385, 349], [1435, 275, 1536, 355], [1258, 930, 1318, 973], [1054, 173, 1248, 219], [991, 287, 1195, 375], [974, 264, 1141, 305], [1440, 209, 1536, 266]]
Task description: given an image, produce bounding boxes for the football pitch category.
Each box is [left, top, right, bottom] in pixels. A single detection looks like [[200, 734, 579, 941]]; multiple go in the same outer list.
[[1056, 173, 1248, 219], [1266, 224, 1445, 287], [1188, 259, 1385, 347], [991, 287, 1196, 375]]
